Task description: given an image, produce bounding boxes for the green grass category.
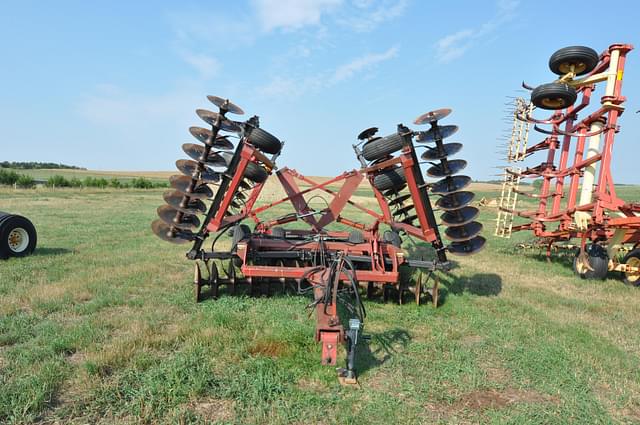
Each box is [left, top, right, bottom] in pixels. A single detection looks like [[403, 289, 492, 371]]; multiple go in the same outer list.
[[1, 185, 640, 424]]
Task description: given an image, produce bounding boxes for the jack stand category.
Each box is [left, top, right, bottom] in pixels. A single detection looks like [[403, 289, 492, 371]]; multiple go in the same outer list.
[[338, 318, 366, 387]]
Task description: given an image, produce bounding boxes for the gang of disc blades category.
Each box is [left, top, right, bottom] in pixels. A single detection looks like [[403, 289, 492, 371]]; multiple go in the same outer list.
[[163, 190, 207, 215], [182, 143, 229, 167], [426, 159, 468, 178], [435, 190, 475, 210], [440, 206, 479, 226], [413, 108, 452, 125], [157, 205, 201, 230], [207, 95, 244, 115], [169, 175, 214, 199], [401, 214, 418, 224], [388, 193, 412, 207], [195, 109, 242, 133], [421, 142, 463, 161], [430, 175, 472, 195], [175, 159, 221, 183], [448, 235, 486, 256], [151, 219, 194, 244], [416, 125, 459, 143], [444, 221, 483, 242], [393, 204, 415, 217], [188, 127, 235, 150], [383, 184, 407, 197]]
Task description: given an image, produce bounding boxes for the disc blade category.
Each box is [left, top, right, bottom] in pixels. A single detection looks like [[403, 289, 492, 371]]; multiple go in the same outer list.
[[383, 184, 406, 197], [169, 175, 214, 199], [239, 180, 253, 190], [393, 204, 414, 217], [388, 193, 412, 207], [157, 205, 201, 230], [430, 175, 471, 195], [234, 191, 247, 201], [207, 95, 244, 115], [426, 159, 468, 178], [189, 127, 235, 150], [400, 214, 418, 225], [151, 219, 194, 244], [176, 159, 221, 183], [181, 144, 230, 167], [444, 221, 483, 242], [421, 143, 463, 161], [416, 125, 459, 143], [440, 206, 479, 226], [195, 109, 242, 133], [435, 191, 475, 210], [448, 235, 486, 256], [413, 108, 452, 125], [358, 127, 379, 140], [163, 190, 207, 215]]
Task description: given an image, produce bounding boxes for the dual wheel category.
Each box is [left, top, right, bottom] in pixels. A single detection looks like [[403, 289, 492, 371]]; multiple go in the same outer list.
[[531, 46, 599, 110], [573, 244, 640, 286], [0, 212, 37, 259]]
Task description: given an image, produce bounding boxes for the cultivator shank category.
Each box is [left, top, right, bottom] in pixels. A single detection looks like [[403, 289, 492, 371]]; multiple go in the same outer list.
[[153, 97, 484, 381]]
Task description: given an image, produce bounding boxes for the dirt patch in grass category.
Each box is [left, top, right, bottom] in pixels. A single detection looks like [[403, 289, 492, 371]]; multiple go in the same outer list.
[[460, 334, 484, 347], [425, 388, 558, 421], [189, 397, 235, 423], [248, 338, 290, 358]]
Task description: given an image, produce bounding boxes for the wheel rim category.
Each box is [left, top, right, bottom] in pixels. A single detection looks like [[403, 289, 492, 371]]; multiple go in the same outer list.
[[8, 227, 29, 253], [558, 61, 587, 75], [625, 257, 640, 283], [541, 97, 566, 109]]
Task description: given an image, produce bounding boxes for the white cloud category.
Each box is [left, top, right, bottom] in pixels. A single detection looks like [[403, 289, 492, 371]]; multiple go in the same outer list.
[[258, 46, 399, 98], [179, 51, 221, 79], [434, 0, 519, 63], [339, 0, 408, 32], [330, 46, 398, 83], [252, 0, 342, 31]]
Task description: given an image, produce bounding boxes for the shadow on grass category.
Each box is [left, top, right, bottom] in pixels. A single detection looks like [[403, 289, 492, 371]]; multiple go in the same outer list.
[[437, 272, 503, 306], [33, 247, 72, 256], [356, 327, 412, 376]]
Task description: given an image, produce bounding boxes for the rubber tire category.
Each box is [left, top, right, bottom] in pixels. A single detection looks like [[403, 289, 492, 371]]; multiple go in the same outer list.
[[0, 215, 37, 259], [348, 230, 365, 244], [373, 167, 406, 192], [248, 127, 282, 155], [362, 133, 404, 161], [549, 46, 599, 76], [531, 83, 577, 110], [622, 249, 640, 287], [573, 244, 608, 280], [383, 230, 402, 248], [244, 162, 268, 183]]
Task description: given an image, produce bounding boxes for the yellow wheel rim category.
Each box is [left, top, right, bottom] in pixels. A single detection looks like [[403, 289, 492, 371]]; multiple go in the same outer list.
[[625, 257, 640, 283]]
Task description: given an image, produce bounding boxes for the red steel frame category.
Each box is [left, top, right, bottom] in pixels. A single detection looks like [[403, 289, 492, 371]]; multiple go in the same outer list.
[[197, 136, 446, 366], [511, 44, 640, 248]]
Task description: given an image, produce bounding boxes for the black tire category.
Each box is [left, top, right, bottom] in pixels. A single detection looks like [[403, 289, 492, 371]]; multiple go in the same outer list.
[[549, 46, 599, 76], [622, 249, 640, 287], [248, 127, 282, 154], [383, 230, 402, 248], [573, 244, 608, 280], [373, 167, 406, 192], [348, 230, 365, 244], [531, 83, 577, 110], [362, 133, 404, 161], [0, 215, 37, 259], [244, 162, 268, 183]]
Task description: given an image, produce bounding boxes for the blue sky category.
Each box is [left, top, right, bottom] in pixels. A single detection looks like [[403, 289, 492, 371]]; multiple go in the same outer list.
[[1, 0, 639, 182]]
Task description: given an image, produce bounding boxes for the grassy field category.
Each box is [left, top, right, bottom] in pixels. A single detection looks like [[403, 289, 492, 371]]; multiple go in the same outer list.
[[0, 168, 171, 184], [1, 180, 640, 424]]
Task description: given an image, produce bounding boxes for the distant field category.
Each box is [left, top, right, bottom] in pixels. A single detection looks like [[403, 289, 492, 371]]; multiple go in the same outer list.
[[1, 181, 640, 424], [0, 168, 172, 183]]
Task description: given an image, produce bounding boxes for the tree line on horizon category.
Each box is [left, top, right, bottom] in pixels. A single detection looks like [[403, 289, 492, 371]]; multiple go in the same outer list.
[[0, 161, 86, 170], [0, 169, 166, 189]]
